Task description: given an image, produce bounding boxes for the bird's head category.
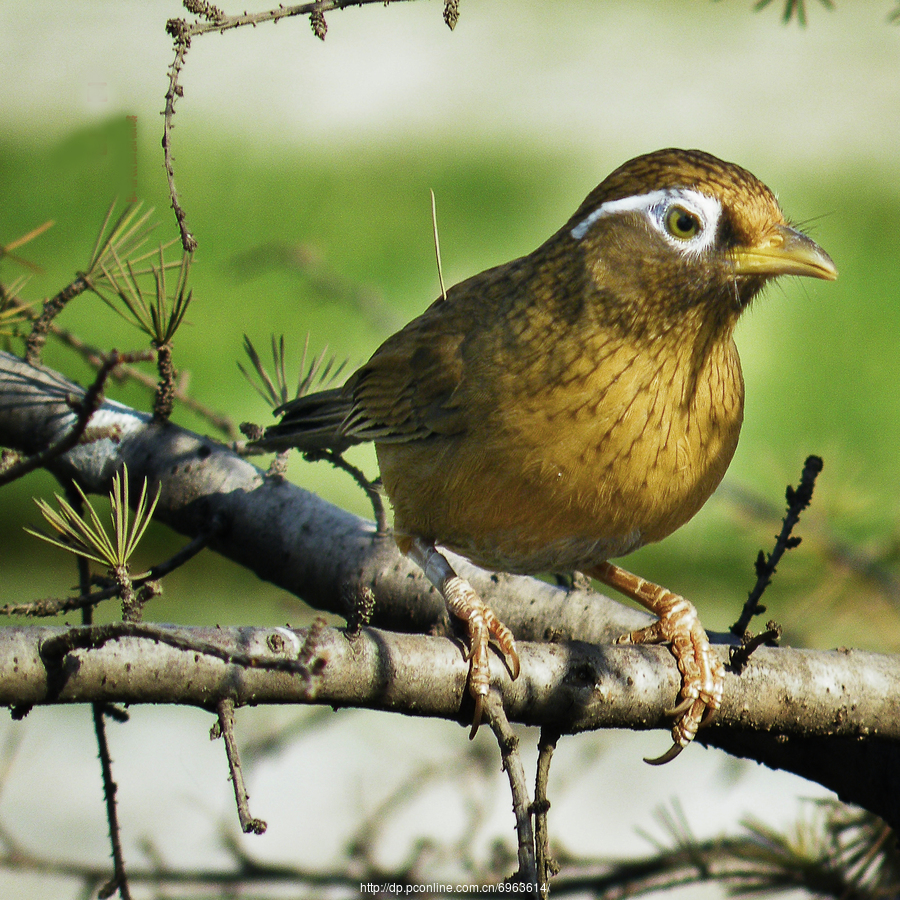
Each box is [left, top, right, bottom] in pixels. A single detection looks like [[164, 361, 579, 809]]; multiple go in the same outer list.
[[564, 148, 837, 341]]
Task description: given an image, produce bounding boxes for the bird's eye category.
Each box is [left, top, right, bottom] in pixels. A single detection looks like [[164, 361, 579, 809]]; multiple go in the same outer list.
[[665, 205, 702, 241]]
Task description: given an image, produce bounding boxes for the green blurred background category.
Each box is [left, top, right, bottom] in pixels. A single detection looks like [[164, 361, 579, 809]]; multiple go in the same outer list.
[[3, 3, 900, 895], [2, 0, 900, 651]]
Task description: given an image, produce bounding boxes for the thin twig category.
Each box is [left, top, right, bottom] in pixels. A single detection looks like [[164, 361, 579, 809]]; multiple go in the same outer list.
[[0, 800, 890, 898], [304, 448, 387, 534], [534, 727, 561, 896], [730, 455, 823, 637], [92, 706, 132, 900], [72, 494, 133, 900], [729, 621, 783, 673], [162, 21, 196, 253], [213, 699, 267, 835], [5, 296, 237, 437], [24, 274, 91, 363], [162, 0, 423, 249], [172, 0, 421, 41], [722, 478, 900, 611], [38, 621, 319, 682], [2, 523, 222, 619], [485, 690, 538, 886]]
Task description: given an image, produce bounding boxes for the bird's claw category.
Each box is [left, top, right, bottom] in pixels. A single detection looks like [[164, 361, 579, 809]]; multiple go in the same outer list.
[[442, 574, 520, 737], [665, 695, 695, 719], [469, 694, 484, 739], [644, 743, 684, 766]]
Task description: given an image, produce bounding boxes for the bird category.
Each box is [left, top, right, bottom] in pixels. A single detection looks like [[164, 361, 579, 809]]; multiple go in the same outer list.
[[261, 148, 837, 762]]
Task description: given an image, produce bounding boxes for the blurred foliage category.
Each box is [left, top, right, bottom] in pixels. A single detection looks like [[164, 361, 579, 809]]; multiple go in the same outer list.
[[754, 0, 834, 26], [1, 117, 898, 651]]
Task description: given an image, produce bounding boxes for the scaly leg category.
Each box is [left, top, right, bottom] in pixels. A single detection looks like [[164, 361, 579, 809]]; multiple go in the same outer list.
[[588, 561, 724, 764], [407, 538, 520, 736]]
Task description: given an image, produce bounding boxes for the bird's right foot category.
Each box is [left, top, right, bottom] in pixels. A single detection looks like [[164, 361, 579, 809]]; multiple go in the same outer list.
[[616, 597, 724, 763]]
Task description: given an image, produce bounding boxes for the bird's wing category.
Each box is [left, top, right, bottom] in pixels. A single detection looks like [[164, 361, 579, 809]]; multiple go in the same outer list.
[[342, 303, 468, 443], [262, 297, 469, 451], [263, 387, 355, 451]]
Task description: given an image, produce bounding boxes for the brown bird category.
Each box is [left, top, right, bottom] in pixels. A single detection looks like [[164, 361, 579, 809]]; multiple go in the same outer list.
[[262, 149, 836, 762]]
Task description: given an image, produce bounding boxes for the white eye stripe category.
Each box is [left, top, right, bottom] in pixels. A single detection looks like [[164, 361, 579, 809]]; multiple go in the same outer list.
[[570, 188, 723, 257], [570, 190, 669, 240]]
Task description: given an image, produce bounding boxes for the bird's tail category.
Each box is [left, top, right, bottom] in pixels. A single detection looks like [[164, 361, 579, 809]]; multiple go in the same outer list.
[[255, 387, 359, 453]]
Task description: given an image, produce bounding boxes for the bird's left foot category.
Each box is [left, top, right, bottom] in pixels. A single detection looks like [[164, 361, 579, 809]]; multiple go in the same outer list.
[[590, 562, 724, 764], [442, 574, 520, 735], [406, 539, 520, 736]]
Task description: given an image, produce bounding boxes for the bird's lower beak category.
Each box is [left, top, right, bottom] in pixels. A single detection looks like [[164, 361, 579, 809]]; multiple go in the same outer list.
[[731, 224, 837, 281]]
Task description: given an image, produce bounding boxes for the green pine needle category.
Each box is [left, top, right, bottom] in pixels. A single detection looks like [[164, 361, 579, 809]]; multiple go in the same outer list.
[[85, 201, 189, 345], [239, 333, 348, 410], [26, 465, 160, 576], [0, 278, 32, 335]]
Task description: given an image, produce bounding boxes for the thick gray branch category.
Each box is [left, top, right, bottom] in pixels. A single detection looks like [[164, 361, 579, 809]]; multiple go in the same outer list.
[[4, 624, 899, 740]]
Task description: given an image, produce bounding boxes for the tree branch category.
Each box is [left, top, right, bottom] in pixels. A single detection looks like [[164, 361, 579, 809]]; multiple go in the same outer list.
[[0, 623, 896, 739]]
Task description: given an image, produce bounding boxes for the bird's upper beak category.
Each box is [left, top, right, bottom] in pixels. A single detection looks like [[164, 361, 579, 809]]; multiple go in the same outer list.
[[731, 223, 837, 281]]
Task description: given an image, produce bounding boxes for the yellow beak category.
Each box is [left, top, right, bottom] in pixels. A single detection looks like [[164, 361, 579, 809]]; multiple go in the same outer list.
[[731, 224, 837, 281]]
